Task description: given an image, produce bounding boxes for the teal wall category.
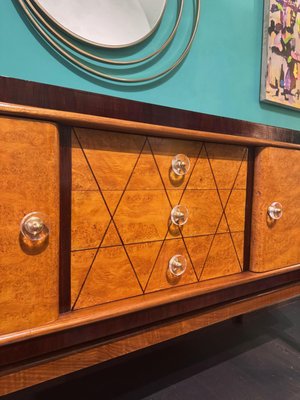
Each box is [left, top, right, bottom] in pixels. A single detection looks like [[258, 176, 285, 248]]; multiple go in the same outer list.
[[1, 0, 299, 130]]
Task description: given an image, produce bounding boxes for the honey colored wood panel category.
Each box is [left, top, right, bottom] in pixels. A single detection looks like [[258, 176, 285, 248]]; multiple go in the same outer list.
[[185, 236, 214, 279], [232, 232, 245, 268], [75, 246, 142, 309], [250, 147, 300, 272], [186, 146, 216, 189], [145, 239, 198, 293], [0, 116, 59, 335], [71, 249, 96, 307], [127, 141, 164, 190], [180, 190, 223, 237], [217, 214, 230, 233], [102, 191, 122, 215], [233, 154, 248, 189], [101, 222, 122, 247], [114, 190, 171, 244], [75, 128, 146, 191], [148, 137, 202, 190], [225, 190, 247, 232], [205, 144, 247, 189], [71, 132, 98, 191], [218, 190, 231, 209], [71, 191, 111, 250], [200, 233, 241, 281], [167, 190, 184, 207], [1, 282, 299, 396], [126, 241, 163, 289]]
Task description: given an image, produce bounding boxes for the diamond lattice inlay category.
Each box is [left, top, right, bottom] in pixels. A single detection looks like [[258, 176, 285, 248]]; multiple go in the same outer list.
[[71, 130, 248, 308]]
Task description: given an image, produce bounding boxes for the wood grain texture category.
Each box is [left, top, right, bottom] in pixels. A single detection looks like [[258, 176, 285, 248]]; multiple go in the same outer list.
[[101, 222, 122, 247], [180, 190, 223, 237], [71, 132, 98, 191], [127, 141, 164, 190], [1, 282, 299, 396], [205, 144, 247, 189], [200, 233, 241, 281], [0, 116, 59, 335], [0, 265, 299, 369], [74, 246, 142, 309], [0, 77, 299, 146], [114, 190, 171, 244], [148, 137, 202, 189], [250, 147, 300, 272], [75, 128, 146, 191], [125, 241, 163, 290], [145, 239, 198, 293], [71, 249, 96, 307], [184, 235, 214, 279], [186, 146, 216, 190], [71, 191, 111, 250], [225, 190, 247, 232], [1, 102, 300, 150]]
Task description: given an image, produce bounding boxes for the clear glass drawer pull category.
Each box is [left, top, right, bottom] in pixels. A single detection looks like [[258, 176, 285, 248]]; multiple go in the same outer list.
[[169, 255, 187, 277], [172, 154, 190, 176], [171, 205, 189, 226], [267, 202, 283, 220], [20, 212, 49, 241]]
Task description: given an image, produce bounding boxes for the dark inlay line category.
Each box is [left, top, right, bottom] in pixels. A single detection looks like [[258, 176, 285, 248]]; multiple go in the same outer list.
[[59, 125, 72, 313]]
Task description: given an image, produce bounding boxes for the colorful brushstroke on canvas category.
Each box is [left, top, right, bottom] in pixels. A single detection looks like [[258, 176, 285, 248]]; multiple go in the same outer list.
[[261, 0, 300, 110]]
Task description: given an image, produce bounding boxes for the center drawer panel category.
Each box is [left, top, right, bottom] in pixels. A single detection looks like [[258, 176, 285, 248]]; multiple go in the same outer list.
[[71, 128, 248, 310]]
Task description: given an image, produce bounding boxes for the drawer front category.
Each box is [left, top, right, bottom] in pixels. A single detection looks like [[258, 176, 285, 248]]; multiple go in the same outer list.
[[250, 147, 300, 272], [0, 117, 59, 335], [71, 128, 248, 309]]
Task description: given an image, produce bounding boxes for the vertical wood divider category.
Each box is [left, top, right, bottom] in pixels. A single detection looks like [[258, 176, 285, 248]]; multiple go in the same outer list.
[[243, 147, 255, 271], [59, 125, 72, 313]]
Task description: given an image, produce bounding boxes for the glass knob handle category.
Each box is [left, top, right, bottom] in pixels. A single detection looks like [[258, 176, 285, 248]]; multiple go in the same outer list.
[[267, 202, 283, 220], [169, 255, 187, 277], [171, 205, 189, 226], [20, 212, 49, 241], [172, 154, 191, 176]]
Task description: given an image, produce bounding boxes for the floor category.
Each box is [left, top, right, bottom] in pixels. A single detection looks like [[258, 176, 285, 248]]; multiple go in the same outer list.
[[5, 297, 300, 400]]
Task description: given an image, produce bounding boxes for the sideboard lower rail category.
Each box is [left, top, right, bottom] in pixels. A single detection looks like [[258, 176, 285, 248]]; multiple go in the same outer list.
[[0, 265, 299, 370]]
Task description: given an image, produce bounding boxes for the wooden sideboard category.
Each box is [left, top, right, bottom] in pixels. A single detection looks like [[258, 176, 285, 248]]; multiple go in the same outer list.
[[0, 77, 299, 395]]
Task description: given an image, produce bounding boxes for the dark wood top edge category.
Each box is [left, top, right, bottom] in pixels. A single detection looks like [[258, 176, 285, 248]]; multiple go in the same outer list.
[[0, 268, 299, 370], [0, 76, 299, 145]]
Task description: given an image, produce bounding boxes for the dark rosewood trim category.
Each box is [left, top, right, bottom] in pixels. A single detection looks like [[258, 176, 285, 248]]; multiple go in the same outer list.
[[59, 126, 72, 313], [243, 148, 255, 271], [0, 77, 299, 145], [0, 268, 299, 370]]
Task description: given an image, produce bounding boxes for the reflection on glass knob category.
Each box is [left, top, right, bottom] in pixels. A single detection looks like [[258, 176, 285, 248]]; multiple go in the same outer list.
[[267, 202, 283, 220], [171, 204, 189, 226], [20, 212, 49, 241], [169, 255, 187, 277], [172, 154, 190, 176]]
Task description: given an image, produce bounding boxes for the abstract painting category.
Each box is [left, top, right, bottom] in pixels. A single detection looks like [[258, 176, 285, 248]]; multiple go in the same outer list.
[[261, 0, 300, 110]]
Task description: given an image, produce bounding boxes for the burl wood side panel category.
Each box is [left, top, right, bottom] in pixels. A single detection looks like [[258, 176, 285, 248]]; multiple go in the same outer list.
[[250, 147, 300, 272], [71, 129, 248, 310], [0, 117, 59, 335]]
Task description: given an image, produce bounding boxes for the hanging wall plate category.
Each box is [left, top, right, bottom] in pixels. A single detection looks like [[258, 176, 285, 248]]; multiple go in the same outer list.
[[18, 0, 200, 82]]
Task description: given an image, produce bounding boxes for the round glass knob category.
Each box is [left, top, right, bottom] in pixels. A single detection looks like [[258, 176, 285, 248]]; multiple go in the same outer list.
[[169, 255, 187, 277], [171, 205, 189, 226], [172, 154, 190, 176], [267, 202, 283, 220], [20, 212, 49, 241]]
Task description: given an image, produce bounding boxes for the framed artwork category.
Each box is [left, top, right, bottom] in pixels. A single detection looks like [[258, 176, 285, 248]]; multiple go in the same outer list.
[[261, 0, 300, 110]]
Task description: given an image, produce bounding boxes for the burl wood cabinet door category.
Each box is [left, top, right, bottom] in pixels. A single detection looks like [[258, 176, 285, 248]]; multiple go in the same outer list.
[[250, 147, 300, 272], [0, 117, 59, 335]]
